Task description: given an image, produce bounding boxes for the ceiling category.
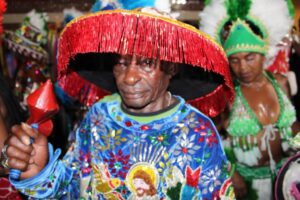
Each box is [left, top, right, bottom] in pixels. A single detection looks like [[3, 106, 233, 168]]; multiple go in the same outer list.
[[3, 0, 300, 30], [3, 0, 204, 30]]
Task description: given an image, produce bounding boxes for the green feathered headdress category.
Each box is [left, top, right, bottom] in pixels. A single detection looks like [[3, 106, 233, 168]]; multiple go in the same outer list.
[[219, 0, 268, 56], [200, 0, 294, 61], [224, 19, 267, 57], [225, 0, 251, 21], [286, 0, 295, 17]]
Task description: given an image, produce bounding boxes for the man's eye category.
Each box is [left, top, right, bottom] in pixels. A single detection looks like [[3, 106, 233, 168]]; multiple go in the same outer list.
[[117, 59, 128, 67], [117, 59, 126, 65], [141, 59, 152, 66], [114, 60, 128, 72], [138, 59, 154, 72]]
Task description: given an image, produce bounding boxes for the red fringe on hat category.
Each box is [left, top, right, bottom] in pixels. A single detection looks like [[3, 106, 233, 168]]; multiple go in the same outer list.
[[58, 10, 234, 117], [0, 0, 6, 34], [187, 85, 231, 117], [58, 72, 110, 107]]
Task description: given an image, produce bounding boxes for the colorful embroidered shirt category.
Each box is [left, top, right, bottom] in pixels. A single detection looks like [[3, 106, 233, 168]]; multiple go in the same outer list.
[[11, 94, 234, 200]]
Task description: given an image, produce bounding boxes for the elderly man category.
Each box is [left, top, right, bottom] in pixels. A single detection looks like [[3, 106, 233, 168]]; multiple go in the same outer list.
[[2, 8, 234, 199]]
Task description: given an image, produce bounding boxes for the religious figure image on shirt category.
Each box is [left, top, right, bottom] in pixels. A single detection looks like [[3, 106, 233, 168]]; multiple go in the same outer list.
[[126, 163, 160, 200]]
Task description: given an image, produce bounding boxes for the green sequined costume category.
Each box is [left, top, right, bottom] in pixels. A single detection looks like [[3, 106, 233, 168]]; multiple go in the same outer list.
[[226, 73, 296, 199]]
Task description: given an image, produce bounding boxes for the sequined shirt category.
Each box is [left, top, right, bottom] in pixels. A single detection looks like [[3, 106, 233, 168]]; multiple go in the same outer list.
[[11, 94, 234, 200]]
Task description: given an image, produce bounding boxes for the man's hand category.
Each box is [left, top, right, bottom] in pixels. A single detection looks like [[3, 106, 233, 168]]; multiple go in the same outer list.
[[4, 123, 49, 179], [232, 171, 248, 199]]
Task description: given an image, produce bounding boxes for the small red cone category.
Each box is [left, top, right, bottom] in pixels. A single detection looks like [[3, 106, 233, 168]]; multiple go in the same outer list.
[[26, 79, 59, 136]]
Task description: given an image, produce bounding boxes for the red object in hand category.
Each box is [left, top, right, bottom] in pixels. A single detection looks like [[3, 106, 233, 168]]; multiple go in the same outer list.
[[26, 79, 59, 136]]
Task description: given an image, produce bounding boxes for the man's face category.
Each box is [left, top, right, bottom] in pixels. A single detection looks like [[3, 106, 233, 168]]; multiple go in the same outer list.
[[229, 52, 265, 84], [113, 54, 170, 112]]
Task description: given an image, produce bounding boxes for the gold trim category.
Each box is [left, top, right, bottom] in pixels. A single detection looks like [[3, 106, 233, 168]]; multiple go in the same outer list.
[[231, 19, 266, 44], [226, 44, 268, 56], [224, 19, 269, 56]]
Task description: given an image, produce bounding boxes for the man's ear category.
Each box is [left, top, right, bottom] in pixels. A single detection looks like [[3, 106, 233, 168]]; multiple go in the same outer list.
[[160, 61, 179, 77], [168, 63, 179, 77]]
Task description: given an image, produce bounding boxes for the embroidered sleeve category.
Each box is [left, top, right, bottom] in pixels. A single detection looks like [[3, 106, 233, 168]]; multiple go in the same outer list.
[[10, 143, 74, 199], [199, 119, 235, 199], [10, 107, 96, 199]]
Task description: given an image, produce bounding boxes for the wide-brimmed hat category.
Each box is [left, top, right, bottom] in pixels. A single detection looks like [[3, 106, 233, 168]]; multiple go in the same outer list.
[[275, 152, 300, 200], [57, 8, 234, 117], [3, 10, 49, 63]]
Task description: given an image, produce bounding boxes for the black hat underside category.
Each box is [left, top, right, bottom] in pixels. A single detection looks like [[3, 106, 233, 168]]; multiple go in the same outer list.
[[69, 53, 224, 100]]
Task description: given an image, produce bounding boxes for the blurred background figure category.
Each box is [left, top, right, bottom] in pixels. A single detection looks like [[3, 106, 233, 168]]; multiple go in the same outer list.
[[290, 21, 300, 122], [2, 10, 50, 108], [0, 75, 27, 199], [200, 0, 300, 199]]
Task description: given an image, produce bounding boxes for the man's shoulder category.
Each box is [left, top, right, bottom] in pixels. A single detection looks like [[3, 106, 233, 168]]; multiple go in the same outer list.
[[98, 93, 121, 103], [88, 93, 120, 114], [91, 93, 120, 107], [181, 103, 218, 131], [185, 103, 212, 121]]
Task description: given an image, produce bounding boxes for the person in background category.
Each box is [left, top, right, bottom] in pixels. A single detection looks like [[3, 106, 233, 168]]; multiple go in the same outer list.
[[1, 6, 236, 200], [0, 74, 27, 199], [2, 10, 50, 108], [0, 0, 28, 198], [290, 22, 300, 121], [200, 0, 300, 199]]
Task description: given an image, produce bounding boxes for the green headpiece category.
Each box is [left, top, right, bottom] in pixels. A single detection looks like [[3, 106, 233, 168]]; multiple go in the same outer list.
[[200, 0, 295, 61], [224, 19, 267, 57], [221, 0, 268, 56]]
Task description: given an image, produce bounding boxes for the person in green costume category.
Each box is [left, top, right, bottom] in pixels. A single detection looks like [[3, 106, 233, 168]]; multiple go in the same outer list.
[[200, 0, 300, 199]]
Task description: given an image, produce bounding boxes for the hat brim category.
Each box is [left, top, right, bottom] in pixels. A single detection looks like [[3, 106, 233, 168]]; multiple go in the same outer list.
[[58, 9, 234, 117], [3, 31, 49, 62], [275, 153, 300, 200]]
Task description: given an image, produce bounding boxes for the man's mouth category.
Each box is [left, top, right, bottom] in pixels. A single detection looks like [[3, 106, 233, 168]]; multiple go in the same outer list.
[[121, 91, 146, 99]]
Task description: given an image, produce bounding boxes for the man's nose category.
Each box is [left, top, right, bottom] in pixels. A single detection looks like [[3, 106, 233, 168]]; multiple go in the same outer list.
[[124, 64, 141, 85]]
